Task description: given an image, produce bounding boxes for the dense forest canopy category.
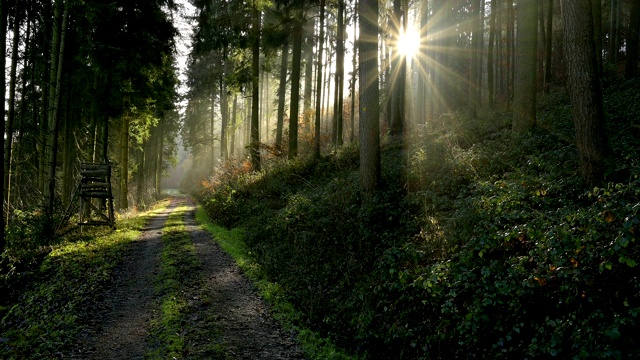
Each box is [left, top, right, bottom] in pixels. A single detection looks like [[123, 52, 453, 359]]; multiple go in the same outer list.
[[1, 0, 640, 358], [2, 0, 638, 242]]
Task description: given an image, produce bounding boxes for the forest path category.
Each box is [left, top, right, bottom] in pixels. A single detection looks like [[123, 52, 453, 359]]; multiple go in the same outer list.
[[72, 196, 305, 359]]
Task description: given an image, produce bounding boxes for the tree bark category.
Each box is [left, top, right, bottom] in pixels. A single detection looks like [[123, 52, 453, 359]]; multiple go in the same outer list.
[[303, 16, 315, 137], [468, 0, 481, 118], [276, 36, 289, 150], [314, 0, 326, 157], [231, 94, 237, 157], [512, 0, 538, 133], [625, 0, 640, 79], [359, 0, 380, 200], [47, 0, 69, 218], [250, 5, 261, 170], [591, 0, 603, 76], [545, 0, 554, 92], [350, 0, 358, 142], [334, 0, 346, 146], [608, 0, 620, 64], [119, 115, 130, 210], [390, 0, 406, 136], [561, 0, 612, 185], [488, 0, 498, 106], [221, 50, 229, 160], [1, 0, 6, 241], [4, 3, 21, 220], [418, 0, 429, 123], [288, 20, 303, 159]]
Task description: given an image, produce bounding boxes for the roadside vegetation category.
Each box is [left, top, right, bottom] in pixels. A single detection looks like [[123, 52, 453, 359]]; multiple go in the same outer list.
[[194, 80, 640, 359], [0, 200, 171, 358]]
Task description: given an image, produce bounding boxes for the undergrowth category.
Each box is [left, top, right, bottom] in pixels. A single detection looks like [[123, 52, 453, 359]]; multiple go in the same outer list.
[[0, 200, 171, 359], [197, 80, 640, 359], [195, 204, 356, 359]]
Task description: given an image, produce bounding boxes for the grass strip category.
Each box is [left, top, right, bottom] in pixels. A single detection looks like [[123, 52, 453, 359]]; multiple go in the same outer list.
[[194, 204, 358, 360], [0, 199, 172, 359], [147, 204, 226, 359]]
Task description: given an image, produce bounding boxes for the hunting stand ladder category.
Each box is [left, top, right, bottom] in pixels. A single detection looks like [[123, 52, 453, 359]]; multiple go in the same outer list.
[[62, 162, 116, 229]]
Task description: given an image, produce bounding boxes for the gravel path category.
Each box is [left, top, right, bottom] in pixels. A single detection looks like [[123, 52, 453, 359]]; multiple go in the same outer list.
[[71, 197, 305, 359]]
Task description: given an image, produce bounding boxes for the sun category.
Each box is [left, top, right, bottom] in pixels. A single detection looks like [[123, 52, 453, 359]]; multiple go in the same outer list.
[[397, 26, 420, 58]]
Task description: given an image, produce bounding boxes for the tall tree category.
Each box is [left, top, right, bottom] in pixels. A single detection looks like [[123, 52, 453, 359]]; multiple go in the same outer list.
[[0, 0, 6, 246], [288, 18, 303, 159], [487, 0, 498, 105], [349, 0, 358, 142], [468, 0, 482, 117], [591, 0, 603, 76], [544, 0, 554, 92], [389, 0, 406, 137], [512, 0, 538, 133], [276, 37, 289, 150], [625, 0, 640, 79], [608, 0, 620, 64], [561, 0, 612, 185], [4, 2, 21, 222], [47, 0, 70, 218], [302, 15, 315, 137], [314, 0, 326, 157], [359, 0, 380, 199], [333, 0, 346, 146], [251, 4, 262, 170]]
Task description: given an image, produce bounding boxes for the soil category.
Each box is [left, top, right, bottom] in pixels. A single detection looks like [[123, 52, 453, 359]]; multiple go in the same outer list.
[[70, 197, 305, 359]]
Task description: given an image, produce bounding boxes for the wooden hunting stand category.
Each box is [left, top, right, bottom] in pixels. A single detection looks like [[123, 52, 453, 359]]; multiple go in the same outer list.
[[74, 162, 115, 228]]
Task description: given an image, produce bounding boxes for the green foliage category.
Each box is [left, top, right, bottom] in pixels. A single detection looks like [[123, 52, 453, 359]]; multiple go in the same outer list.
[[0, 201, 167, 359], [195, 203, 356, 359], [197, 81, 640, 358]]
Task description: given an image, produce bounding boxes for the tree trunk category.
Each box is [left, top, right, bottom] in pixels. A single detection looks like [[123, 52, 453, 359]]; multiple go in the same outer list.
[[468, 0, 481, 118], [276, 37, 289, 151], [314, 0, 326, 157], [488, 0, 497, 106], [47, 0, 69, 218], [119, 115, 130, 210], [303, 16, 315, 137], [591, 0, 603, 76], [512, 0, 538, 133], [359, 0, 380, 200], [334, 0, 346, 146], [156, 126, 164, 194], [417, 0, 428, 123], [390, 0, 406, 136], [4, 3, 21, 220], [608, 0, 620, 64], [545, 0, 554, 92], [625, 0, 640, 79], [288, 21, 303, 159], [350, 0, 358, 142], [231, 94, 238, 157], [221, 51, 229, 160], [211, 89, 216, 170], [506, 0, 515, 108], [251, 5, 261, 170], [61, 104, 74, 206], [1, 0, 6, 239], [561, 0, 612, 186], [136, 143, 146, 208]]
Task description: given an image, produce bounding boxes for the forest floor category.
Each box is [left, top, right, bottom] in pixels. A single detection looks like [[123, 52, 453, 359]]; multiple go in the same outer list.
[[69, 196, 305, 359]]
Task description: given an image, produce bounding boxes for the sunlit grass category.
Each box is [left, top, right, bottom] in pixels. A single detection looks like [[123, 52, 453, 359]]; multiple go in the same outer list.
[[0, 200, 171, 359]]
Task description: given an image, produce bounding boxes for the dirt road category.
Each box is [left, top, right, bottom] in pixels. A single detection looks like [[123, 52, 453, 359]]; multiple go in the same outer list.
[[71, 197, 305, 359]]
